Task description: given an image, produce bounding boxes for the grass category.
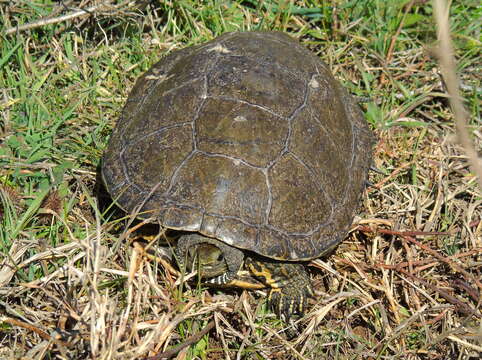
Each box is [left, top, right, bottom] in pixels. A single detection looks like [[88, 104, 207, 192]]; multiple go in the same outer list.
[[1, 0, 481, 359]]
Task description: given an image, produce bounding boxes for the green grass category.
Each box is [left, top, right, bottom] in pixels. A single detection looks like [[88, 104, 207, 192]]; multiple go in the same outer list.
[[1, 0, 481, 359]]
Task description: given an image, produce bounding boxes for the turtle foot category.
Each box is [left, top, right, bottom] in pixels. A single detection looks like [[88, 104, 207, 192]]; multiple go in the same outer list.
[[246, 259, 313, 321]]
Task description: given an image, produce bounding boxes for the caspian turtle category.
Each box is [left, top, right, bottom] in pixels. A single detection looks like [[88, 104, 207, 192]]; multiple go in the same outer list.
[[102, 31, 373, 320]]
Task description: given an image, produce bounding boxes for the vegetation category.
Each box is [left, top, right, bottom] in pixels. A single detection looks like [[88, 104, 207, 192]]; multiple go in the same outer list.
[[0, 0, 480, 359]]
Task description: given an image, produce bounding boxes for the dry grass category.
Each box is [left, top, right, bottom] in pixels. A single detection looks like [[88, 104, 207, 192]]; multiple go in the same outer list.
[[0, 1, 481, 359]]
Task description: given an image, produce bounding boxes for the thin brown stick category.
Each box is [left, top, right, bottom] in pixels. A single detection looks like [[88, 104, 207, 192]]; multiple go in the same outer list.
[[380, 0, 415, 84], [412, 309, 449, 327], [4, 1, 131, 35], [369, 161, 414, 191], [144, 320, 215, 360], [357, 225, 452, 237], [1, 317, 72, 348], [132, 241, 179, 277], [378, 259, 438, 271], [451, 279, 479, 302], [433, 0, 482, 190], [5, 3, 103, 35], [375, 248, 478, 271]]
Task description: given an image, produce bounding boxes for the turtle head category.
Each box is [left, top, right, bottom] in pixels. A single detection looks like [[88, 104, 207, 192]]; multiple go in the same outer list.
[[176, 233, 244, 284], [186, 242, 228, 279]]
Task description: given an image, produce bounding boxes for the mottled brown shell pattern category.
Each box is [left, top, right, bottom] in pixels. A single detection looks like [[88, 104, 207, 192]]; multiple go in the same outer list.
[[102, 31, 373, 261]]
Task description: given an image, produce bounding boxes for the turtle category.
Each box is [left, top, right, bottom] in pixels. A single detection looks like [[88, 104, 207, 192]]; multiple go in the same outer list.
[[101, 31, 373, 321]]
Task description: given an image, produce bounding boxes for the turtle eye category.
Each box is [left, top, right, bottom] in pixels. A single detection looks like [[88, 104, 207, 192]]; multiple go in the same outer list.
[[216, 253, 224, 262]]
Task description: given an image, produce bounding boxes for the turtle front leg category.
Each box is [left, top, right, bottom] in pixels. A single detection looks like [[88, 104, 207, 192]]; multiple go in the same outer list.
[[245, 258, 313, 321]]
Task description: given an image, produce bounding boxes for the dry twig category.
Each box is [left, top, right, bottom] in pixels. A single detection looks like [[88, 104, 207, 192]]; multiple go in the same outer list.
[[380, 0, 416, 85], [4, 1, 134, 35], [1, 317, 72, 348]]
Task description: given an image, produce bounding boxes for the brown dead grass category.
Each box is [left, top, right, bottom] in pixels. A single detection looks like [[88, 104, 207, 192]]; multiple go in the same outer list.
[[1, 142, 480, 359], [0, 1, 481, 359]]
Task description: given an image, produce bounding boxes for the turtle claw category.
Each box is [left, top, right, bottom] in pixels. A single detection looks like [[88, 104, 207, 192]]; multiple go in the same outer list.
[[268, 282, 312, 322], [269, 289, 292, 321], [245, 259, 314, 322]]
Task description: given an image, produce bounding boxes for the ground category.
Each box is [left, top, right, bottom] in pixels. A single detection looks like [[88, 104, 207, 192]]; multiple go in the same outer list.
[[0, 1, 481, 359]]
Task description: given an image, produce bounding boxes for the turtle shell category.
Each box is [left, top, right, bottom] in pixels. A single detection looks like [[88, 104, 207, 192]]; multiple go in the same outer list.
[[102, 31, 373, 261]]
